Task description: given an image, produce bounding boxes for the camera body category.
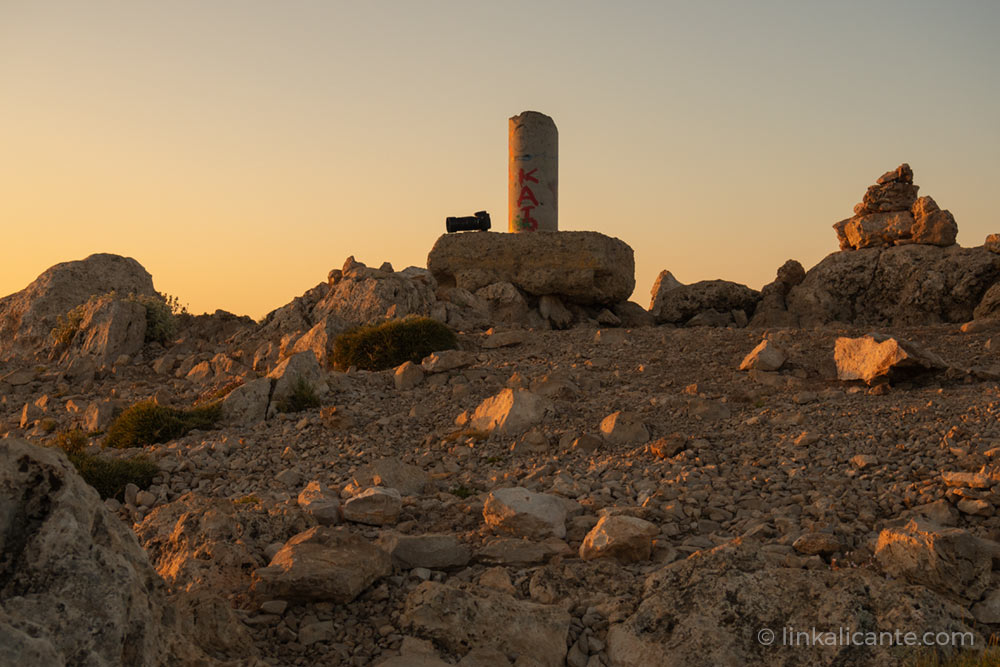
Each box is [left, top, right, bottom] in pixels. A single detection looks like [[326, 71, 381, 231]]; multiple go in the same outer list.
[[446, 210, 491, 233]]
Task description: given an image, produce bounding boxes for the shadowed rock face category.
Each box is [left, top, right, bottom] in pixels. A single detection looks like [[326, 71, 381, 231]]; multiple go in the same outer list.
[[0, 438, 224, 666], [0, 253, 156, 360], [427, 231, 635, 306], [780, 245, 1000, 327]]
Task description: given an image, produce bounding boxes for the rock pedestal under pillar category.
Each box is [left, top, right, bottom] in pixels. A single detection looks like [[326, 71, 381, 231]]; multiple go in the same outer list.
[[509, 111, 558, 233]]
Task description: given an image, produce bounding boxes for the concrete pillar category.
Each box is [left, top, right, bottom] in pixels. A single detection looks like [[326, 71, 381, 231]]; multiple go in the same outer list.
[[509, 111, 558, 232]]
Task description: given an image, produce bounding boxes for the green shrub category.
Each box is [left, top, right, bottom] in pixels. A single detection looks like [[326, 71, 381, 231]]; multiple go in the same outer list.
[[126, 293, 178, 345], [53, 429, 157, 500], [275, 377, 321, 413], [331, 316, 458, 371], [104, 400, 221, 448], [50, 300, 92, 347]]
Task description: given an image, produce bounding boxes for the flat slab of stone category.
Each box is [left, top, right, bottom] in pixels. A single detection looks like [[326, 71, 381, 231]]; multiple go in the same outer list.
[[427, 231, 635, 305]]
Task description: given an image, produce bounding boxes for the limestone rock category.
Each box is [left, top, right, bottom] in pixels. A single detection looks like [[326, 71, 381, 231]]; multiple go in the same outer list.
[[608, 536, 977, 667], [599, 411, 649, 446], [875, 519, 994, 603], [394, 360, 425, 390], [469, 388, 550, 436], [911, 196, 958, 246], [835, 165, 959, 251], [342, 487, 402, 526], [0, 253, 156, 360], [483, 487, 567, 539], [377, 533, 472, 570], [747, 259, 805, 328], [474, 282, 531, 324], [579, 515, 658, 563], [402, 581, 571, 667], [649, 278, 759, 327], [973, 282, 1000, 321], [289, 313, 350, 367], [313, 257, 436, 325], [251, 526, 390, 603], [0, 439, 221, 666], [297, 481, 341, 526], [738, 339, 785, 371], [267, 351, 329, 413], [344, 458, 430, 497], [783, 245, 1000, 327], [427, 231, 635, 306], [421, 349, 474, 373], [538, 294, 573, 329], [792, 532, 841, 556], [986, 233, 1000, 254], [612, 301, 655, 328], [221, 376, 273, 425], [834, 333, 947, 384]]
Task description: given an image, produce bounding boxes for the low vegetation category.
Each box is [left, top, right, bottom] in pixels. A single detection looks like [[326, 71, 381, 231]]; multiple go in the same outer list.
[[53, 429, 158, 501], [104, 400, 222, 449], [330, 316, 457, 371], [274, 377, 321, 413], [49, 291, 185, 349]]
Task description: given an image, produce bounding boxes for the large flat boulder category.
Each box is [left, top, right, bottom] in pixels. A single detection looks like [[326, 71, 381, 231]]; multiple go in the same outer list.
[[649, 277, 759, 326], [0, 253, 156, 360], [427, 231, 635, 305], [780, 244, 1000, 327]]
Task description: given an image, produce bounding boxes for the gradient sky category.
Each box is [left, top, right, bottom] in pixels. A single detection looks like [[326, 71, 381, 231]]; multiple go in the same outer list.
[[2, 1, 998, 319]]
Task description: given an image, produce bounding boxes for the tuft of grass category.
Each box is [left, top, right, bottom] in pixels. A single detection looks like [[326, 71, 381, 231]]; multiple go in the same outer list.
[[104, 400, 221, 449], [53, 429, 158, 501], [330, 316, 457, 372], [234, 494, 261, 505], [50, 291, 183, 348], [275, 377, 321, 414], [449, 485, 475, 499], [50, 298, 95, 347]]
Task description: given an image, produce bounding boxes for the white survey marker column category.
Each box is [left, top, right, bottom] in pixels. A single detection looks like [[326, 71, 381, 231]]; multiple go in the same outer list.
[[508, 111, 558, 232]]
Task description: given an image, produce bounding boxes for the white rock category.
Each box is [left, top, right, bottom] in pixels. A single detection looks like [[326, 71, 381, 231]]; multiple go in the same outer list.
[[834, 333, 947, 385], [739, 339, 786, 371], [599, 411, 649, 446], [342, 487, 402, 526], [483, 487, 567, 539], [579, 515, 658, 563], [297, 481, 341, 526], [394, 361, 425, 390], [469, 388, 550, 436]]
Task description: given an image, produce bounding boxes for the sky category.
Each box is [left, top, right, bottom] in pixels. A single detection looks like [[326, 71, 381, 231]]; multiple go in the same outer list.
[[2, 1, 998, 320]]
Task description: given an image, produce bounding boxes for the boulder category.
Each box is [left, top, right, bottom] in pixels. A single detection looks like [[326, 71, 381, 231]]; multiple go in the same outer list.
[[297, 481, 341, 526], [483, 487, 567, 539], [474, 282, 531, 325], [427, 231, 635, 305], [344, 458, 430, 497], [377, 533, 472, 570], [251, 526, 391, 603], [469, 388, 550, 436], [394, 360, 425, 390], [313, 256, 437, 325], [579, 515, 659, 563], [875, 519, 995, 603], [402, 581, 571, 667], [834, 333, 947, 384], [0, 439, 223, 666], [599, 411, 649, 446], [0, 253, 156, 360], [221, 377, 273, 425], [608, 536, 978, 667], [289, 313, 350, 367], [538, 294, 574, 329], [341, 487, 402, 526], [911, 196, 958, 246], [973, 282, 1000, 320], [739, 339, 786, 371], [781, 244, 1000, 327], [650, 278, 759, 326], [986, 233, 1000, 254], [420, 349, 474, 373], [267, 351, 329, 413], [747, 259, 805, 328]]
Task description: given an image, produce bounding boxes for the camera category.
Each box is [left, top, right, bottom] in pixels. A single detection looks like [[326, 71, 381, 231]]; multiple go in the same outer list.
[[446, 210, 491, 233]]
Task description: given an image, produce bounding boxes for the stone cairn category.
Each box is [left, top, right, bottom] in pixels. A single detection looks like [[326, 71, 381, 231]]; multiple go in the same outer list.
[[833, 163, 957, 250]]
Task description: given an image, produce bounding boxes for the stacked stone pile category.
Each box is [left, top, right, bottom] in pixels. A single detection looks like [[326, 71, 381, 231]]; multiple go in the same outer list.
[[833, 163, 957, 250]]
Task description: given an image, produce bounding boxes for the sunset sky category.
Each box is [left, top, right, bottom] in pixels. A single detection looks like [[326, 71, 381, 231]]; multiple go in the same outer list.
[[2, 1, 998, 319]]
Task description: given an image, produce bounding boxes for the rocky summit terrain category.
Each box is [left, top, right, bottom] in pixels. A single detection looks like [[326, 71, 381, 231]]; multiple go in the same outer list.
[[4, 164, 1000, 667]]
